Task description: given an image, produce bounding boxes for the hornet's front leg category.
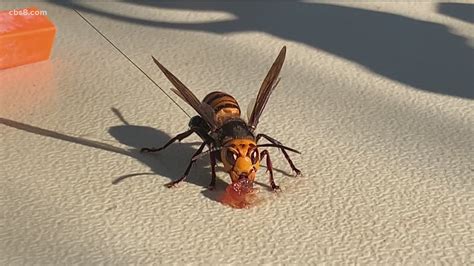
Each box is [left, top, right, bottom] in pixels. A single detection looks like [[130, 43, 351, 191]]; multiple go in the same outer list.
[[257, 133, 301, 176], [260, 150, 280, 191], [164, 141, 208, 188], [141, 129, 193, 153], [208, 151, 217, 190]]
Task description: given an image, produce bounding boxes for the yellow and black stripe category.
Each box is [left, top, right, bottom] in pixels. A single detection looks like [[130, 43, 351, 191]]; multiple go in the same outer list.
[[202, 91, 241, 121]]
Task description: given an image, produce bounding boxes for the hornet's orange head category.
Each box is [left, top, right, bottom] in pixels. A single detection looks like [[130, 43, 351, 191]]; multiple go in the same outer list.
[[221, 138, 260, 187]]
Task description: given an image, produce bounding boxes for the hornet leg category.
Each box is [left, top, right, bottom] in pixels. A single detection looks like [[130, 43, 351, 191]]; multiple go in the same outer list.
[[260, 150, 280, 191], [141, 129, 193, 153], [257, 133, 301, 176], [164, 141, 208, 188], [208, 151, 217, 190]]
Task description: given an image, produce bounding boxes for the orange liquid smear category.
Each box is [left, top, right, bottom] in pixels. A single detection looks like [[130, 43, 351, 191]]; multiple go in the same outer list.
[[220, 179, 260, 209]]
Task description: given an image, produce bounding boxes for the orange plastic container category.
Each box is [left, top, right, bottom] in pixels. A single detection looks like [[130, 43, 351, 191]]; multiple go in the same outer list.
[[0, 7, 56, 69]]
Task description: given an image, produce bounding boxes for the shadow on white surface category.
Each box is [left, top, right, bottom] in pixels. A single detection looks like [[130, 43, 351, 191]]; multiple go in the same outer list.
[[0, 115, 223, 202], [49, 0, 474, 99], [0, 117, 130, 156], [107, 108, 220, 187], [438, 2, 474, 24], [1, 109, 288, 203]]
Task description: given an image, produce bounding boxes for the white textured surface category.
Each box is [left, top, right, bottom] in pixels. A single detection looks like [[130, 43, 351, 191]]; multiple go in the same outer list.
[[1, 1, 473, 264]]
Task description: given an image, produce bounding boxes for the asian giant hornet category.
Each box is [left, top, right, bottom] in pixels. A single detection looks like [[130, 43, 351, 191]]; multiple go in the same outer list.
[[141, 46, 301, 191]]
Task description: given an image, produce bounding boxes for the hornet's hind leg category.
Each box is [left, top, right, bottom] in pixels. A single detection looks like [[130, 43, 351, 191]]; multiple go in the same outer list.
[[257, 133, 301, 176], [141, 129, 193, 153], [164, 141, 208, 188]]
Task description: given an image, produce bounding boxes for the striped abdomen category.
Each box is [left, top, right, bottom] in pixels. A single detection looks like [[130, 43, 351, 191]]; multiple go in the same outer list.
[[203, 91, 241, 124]]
